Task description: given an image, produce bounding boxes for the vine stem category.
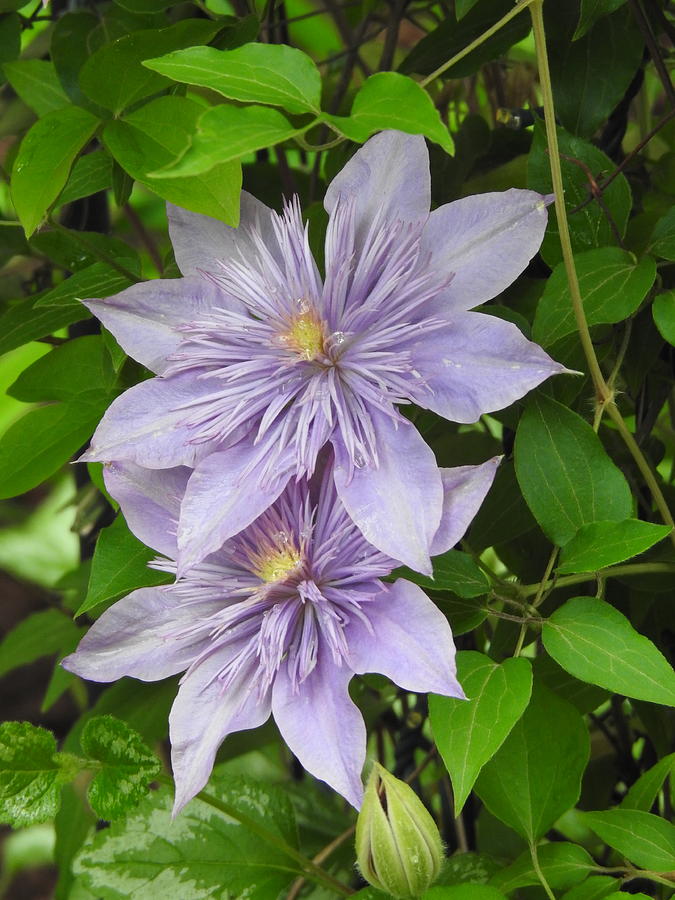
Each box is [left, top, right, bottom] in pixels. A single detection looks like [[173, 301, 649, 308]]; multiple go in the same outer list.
[[518, 562, 675, 599], [530, 842, 557, 900], [529, 0, 675, 548], [155, 774, 353, 896]]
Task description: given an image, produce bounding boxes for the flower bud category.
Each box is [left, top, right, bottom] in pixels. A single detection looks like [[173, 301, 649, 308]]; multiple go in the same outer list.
[[355, 763, 444, 898]]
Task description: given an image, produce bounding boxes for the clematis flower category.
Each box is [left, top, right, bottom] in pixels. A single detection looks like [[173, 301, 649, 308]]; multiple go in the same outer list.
[[81, 130, 564, 574], [62, 453, 494, 813]]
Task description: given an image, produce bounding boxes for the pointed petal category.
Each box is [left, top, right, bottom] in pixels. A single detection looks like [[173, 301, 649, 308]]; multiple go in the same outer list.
[[177, 442, 293, 574], [62, 587, 219, 682], [421, 189, 549, 311], [412, 311, 566, 423], [83, 277, 233, 375], [82, 373, 224, 468], [272, 648, 365, 808], [431, 457, 501, 556], [167, 192, 280, 277], [324, 131, 430, 244], [347, 579, 464, 698], [332, 411, 442, 575], [170, 651, 272, 814], [103, 461, 190, 558]]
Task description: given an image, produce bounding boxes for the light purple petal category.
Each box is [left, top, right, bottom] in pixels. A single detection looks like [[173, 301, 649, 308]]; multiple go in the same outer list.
[[170, 651, 272, 814], [83, 277, 235, 375], [82, 373, 226, 468], [412, 311, 567, 423], [332, 410, 442, 575], [347, 579, 465, 698], [103, 461, 189, 558], [272, 646, 365, 808], [421, 189, 549, 311], [167, 192, 281, 277], [431, 457, 501, 556], [324, 131, 430, 244], [177, 441, 294, 574], [62, 587, 219, 683]]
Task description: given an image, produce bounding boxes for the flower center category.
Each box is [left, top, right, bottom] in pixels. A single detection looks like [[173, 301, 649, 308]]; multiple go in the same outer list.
[[281, 308, 325, 361], [252, 540, 303, 584]]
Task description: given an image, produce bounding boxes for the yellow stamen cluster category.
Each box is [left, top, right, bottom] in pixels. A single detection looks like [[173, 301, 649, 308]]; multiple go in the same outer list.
[[252, 542, 303, 584], [282, 310, 325, 361]]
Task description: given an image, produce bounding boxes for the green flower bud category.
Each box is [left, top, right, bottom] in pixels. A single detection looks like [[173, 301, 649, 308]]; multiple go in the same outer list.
[[355, 763, 444, 898]]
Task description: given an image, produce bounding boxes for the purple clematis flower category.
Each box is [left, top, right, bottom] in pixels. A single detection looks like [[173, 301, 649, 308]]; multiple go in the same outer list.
[[62, 453, 492, 813], [81, 130, 564, 575]]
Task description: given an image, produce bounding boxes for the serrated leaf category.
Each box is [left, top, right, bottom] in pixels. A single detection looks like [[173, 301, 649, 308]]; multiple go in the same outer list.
[[621, 753, 675, 811], [557, 519, 672, 573], [0, 722, 69, 827], [80, 515, 172, 616], [395, 550, 489, 597], [81, 716, 160, 820], [103, 96, 242, 226], [78, 20, 223, 115], [144, 42, 321, 114], [153, 105, 309, 178], [11, 107, 100, 237], [475, 682, 589, 842], [0, 609, 81, 678], [489, 842, 594, 893], [542, 597, 675, 706], [430, 652, 532, 813], [580, 809, 675, 870], [528, 122, 631, 267], [326, 72, 454, 153], [532, 249, 656, 347], [653, 290, 675, 346], [75, 777, 301, 898], [3, 59, 69, 116], [515, 395, 632, 546]]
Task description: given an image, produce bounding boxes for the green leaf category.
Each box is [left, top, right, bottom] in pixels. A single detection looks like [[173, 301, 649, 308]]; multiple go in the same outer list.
[[81, 514, 172, 616], [104, 96, 242, 226], [542, 597, 675, 706], [34, 261, 137, 309], [80, 716, 160, 820], [78, 20, 223, 115], [621, 753, 675, 811], [56, 152, 113, 208], [395, 550, 489, 597], [75, 778, 301, 898], [489, 842, 594, 893], [456, 0, 481, 18], [144, 42, 322, 114], [653, 290, 675, 346], [9, 336, 117, 403], [557, 519, 672, 574], [400, 0, 530, 79], [424, 888, 508, 900], [648, 206, 675, 261], [561, 877, 622, 900], [50, 12, 103, 112], [0, 297, 90, 355], [532, 249, 656, 347], [0, 402, 106, 500], [326, 73, 454, 153], [475, 682, 589, 842], [547, 3, 641, 137], [153, 105, 309, 178], [11, 107, 100, 238], [528, 122, 631, 267], [0, 609, 81, 678], [0, 13, 20, 74], [430, 652, 532, 812], [574, 0, 626, 39], [580, 809, 675, 870], [533, 654, 608, 715], [0, 722, 71, 827], [3, 60, 69, 116], [515, 395, 632, 546]]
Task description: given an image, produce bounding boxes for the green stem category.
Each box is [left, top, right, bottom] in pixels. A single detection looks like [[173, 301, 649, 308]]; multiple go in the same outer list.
[[530, 0, 675, 549], [156, 775, 353, 895], [519, 562, 675, 599], [420, 0, 535, 87], [530, 842, 556, 900], [593, 865, 675, 888]]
